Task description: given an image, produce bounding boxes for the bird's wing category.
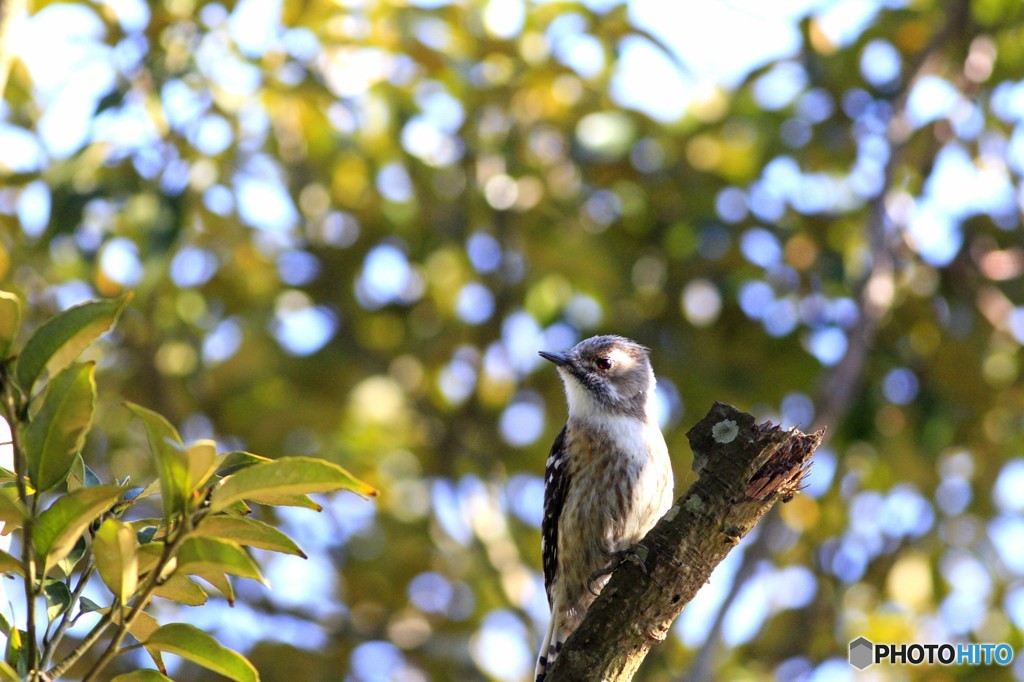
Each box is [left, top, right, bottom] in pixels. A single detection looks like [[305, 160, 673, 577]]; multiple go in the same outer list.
[[541, 424, 570, 605]]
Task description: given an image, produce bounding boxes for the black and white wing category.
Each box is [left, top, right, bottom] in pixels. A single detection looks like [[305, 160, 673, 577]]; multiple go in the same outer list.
[[541, 425, 570, 605]]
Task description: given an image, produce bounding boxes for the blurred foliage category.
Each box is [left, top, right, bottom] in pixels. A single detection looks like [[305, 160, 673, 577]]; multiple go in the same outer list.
[[2, 0, 1024, 679]]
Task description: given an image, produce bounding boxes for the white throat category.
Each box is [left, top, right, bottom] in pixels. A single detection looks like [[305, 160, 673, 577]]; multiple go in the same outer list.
[[559, 369, 660, 428]]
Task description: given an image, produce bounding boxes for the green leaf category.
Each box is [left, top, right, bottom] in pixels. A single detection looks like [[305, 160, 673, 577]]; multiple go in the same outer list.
[[93, 519, 138, 603], [43, 579, 71, 621], [24, 362, 96, 492], [0, 489, 26, 532], [215, 451, 270, 477], [79, 597, 104, 614], [124, 402, 183, 449], [137, 438, 216, 518], [4, 628, 24, 676], [67, 454, 103, 492], [193, 570, 234, 605], [243, 492, 321, 511], [209, 456, 377, 514], [126, 403, 198, 521], [0, 660, 19, 682], [129, 609, 162, 643], [182, 440, 217, 495], [33, 485, 124, 573], [152, 574, 207, 606], [145, 646, 167, 674], [137, 525, 158, 544], [191, 516, 306, 557], [136, 542, 164, 577], [14, 294, 131, 395], [56, 534, 87, 576], [136, 478, 163, 499], [108, 607, 165, 670], [109, 606, 161, 643], [0, 291, 21, 358], [220, 499, 255, 515], [111, 671, 175, 682], [177, 537, 266, 585], [0, 549, 22, 576], [143, 623, 259, 682]]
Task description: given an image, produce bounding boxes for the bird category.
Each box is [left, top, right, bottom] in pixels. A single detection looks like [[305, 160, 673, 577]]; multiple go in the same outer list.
[[534, 335, 675, 681]]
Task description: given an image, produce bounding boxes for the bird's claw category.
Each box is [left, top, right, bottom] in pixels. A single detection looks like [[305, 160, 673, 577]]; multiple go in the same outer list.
[[588, 545, 650, 596]]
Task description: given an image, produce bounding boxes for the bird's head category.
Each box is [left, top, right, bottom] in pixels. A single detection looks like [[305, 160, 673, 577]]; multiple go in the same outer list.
[[539, 335, 656, 422]]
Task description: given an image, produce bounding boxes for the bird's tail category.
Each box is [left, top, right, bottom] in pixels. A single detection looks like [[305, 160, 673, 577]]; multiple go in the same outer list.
[[534, 615, 563, 682]]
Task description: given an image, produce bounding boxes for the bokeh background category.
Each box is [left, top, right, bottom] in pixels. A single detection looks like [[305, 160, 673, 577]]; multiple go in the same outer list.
[[2, 0, 1024, 679]]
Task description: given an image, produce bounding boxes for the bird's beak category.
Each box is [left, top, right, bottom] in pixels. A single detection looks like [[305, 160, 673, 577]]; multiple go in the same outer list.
[[539, 350, 571, 367]]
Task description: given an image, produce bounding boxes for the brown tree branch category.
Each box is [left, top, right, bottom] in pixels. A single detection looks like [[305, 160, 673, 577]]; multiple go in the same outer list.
[[546, 402, 822, 681]]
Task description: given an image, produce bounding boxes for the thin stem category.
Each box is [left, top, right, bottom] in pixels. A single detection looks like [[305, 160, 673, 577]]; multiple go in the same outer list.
[[0, 368, 39, 679], [43, 611, 115, 680], [39, 561, 95, 670], [77, 522, 190, 682]]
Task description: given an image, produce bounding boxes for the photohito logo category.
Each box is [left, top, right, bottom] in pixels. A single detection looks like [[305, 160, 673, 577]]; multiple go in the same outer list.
[[849, 637, 1014, 670]]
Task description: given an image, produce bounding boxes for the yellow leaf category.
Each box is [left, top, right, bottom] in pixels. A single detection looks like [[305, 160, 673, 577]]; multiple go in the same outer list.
[[93, 519, 139, 604]]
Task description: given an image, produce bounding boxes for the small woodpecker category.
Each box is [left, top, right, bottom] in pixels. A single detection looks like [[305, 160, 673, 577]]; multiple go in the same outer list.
[[534, 335, 674, 681]]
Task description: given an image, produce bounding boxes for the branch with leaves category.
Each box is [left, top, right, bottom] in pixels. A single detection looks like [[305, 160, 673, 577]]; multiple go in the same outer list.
[[545, 403, 822, 681], [0, 291, 377, 681]]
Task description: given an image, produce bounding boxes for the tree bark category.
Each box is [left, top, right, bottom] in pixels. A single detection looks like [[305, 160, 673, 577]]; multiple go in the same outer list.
[[546, 402, 823, 681]]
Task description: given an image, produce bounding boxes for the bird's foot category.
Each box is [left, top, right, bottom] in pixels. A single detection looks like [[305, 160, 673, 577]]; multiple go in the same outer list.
[[588, 544, 650, 596]]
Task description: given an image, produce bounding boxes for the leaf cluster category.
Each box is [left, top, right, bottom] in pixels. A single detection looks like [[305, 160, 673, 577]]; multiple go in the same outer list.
[[0, 292, 376, 681]]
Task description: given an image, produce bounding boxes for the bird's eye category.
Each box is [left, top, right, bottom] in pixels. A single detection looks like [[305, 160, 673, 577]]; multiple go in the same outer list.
[[596, 357, 612, 371]]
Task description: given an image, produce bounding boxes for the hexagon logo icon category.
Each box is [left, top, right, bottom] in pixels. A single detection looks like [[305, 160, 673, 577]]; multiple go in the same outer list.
[[849, 637, 874, 670]]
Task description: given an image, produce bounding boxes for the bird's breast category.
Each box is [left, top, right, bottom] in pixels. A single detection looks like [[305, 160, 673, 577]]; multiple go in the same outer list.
[[562, 416, 674, 551]]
